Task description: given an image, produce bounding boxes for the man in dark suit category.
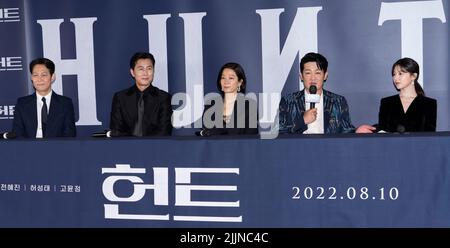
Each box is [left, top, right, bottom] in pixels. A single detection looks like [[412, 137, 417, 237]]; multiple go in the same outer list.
[[109, 52, 173, 136], [12, 58, 76, 138]]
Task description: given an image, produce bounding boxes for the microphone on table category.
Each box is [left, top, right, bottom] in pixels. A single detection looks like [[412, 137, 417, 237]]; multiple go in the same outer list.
[[396, 124, 406, 134], [0, 131, 16, 140], [372, 124, 381, 133], [195, 129, 211, 137], [91, 130, 121, 138]]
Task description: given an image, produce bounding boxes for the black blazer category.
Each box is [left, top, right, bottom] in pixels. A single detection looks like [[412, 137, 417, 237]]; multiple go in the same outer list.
[[12, 91, 76, 138], [200, 94, 258, 136], [109, 85, 173, 136], [378, 94, 437, 132]]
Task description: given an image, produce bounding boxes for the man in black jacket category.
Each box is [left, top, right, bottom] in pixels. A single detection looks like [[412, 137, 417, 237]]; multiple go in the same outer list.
[[109, 52, 172, 136]]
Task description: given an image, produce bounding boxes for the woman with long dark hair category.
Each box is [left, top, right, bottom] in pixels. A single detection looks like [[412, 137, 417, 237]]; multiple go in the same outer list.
[[377, 58, 437, 132]]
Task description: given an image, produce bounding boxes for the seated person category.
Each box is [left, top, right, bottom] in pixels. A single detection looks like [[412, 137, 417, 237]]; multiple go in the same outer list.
[[12, 58, 76, 138], [109, 52, 173, 136], [278, 52, 373, 134], [377, 57, 437, 132], [198, 62, 258, 136]]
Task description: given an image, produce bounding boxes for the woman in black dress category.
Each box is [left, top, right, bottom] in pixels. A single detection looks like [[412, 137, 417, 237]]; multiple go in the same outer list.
[[197, 62, 258, 136], [378, 58, 437, 132]]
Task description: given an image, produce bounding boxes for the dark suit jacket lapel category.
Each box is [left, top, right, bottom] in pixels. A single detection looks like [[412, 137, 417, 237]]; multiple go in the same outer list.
[[144, 86, 159, 120], [46, 92, 61, 135], [323, 90, 332, 133], [298, 90, 306, 114], [125, 87, 138, 124], [47, 91, 58, 124], [23, 93, 38, 136]]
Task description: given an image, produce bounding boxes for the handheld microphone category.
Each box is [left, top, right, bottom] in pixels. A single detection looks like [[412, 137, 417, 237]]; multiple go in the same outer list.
[[307, 85, 318, 109], [1, 132, 16, 139]]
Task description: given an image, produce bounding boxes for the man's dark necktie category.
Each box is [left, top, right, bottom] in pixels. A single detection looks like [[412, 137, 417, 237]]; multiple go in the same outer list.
[[41, 97, 48, 137], [133, 92, 144, 136]]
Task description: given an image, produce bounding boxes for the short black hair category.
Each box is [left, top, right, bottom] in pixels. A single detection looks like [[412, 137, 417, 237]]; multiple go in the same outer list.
[[130, 52, 155, 69], [216, 62, 247, 94], [29, 58, 55, 75], [300, 52, 328, 73]]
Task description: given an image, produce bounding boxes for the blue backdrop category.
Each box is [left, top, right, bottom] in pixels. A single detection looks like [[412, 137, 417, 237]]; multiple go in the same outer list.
[[0, 0, 448, 136]]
